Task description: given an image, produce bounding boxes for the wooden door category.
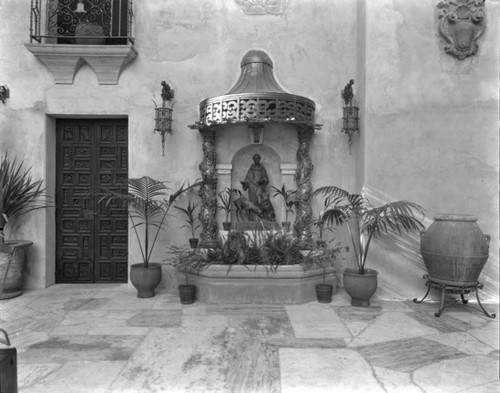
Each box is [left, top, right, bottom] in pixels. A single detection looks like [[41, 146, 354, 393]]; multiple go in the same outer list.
[[56, 119, 128, 283]]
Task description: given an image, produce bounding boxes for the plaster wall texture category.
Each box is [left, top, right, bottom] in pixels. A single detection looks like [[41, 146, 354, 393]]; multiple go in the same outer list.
[[1, 0, 496, 300], [0, 0, 359, 289], [363, 0, 499, 300]]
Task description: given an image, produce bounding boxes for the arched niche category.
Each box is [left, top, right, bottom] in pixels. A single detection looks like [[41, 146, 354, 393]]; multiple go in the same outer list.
[[231, 144, 281, 195], [230, 144, 282, 223]]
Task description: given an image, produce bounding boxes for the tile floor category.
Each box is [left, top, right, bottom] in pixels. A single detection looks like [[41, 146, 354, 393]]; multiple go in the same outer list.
[[1, 283, 498, 393]]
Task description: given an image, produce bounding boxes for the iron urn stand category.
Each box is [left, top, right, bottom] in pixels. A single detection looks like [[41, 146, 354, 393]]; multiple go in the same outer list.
[[413, 274, 496, 318]]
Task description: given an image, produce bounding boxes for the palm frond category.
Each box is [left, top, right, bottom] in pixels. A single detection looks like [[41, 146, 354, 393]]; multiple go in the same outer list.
[[96, 176, 202, 266], [362, 200, 425, 236], [313, 185, 351, 200], [315, 184, 425, 273]]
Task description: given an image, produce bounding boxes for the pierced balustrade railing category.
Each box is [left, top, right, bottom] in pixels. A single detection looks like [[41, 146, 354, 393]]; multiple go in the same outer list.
[[30, 0, 134, 45]]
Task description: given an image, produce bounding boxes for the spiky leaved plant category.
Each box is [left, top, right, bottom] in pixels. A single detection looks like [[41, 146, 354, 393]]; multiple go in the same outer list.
[[271, 184, 297, 223], [217, 187, 234, 223], [0, 155, 48, 243], [174, 200, 200, 239], [314, 186, 425, 275]]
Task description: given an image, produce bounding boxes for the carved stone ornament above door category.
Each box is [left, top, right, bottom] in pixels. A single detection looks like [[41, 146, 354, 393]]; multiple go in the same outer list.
[[235, 0, 289, 15], [437, 0, 486, 60]]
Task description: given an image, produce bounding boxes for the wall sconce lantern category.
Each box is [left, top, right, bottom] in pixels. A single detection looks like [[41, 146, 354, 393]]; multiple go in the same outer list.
[[0, 85, 10, 104], [341, 79, 359, 152], [154, 81, 174, 156]]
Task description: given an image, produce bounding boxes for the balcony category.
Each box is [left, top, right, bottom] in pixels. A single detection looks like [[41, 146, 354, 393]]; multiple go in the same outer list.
[[25, 0, 137, 84]]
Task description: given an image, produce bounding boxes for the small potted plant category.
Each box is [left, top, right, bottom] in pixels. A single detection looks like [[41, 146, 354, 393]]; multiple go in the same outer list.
[[217, 188, 234, 231], [313, 245, 341, 303], [166, 246, 208, 304], [314, 186, 425, 307], [98, 177, 200, 298], [272, 184, 297, 232], [0, 155, 49, 299], [174, 200, 200, 249], [312, 211, 334, 248]]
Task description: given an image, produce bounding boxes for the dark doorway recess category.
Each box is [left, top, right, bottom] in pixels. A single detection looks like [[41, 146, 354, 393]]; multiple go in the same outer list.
[[56, 119, 128, 283]]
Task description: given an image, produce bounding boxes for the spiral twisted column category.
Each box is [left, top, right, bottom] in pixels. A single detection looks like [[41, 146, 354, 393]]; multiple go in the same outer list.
[[198, 126, 219, 247], [294, 126, 314, 245]]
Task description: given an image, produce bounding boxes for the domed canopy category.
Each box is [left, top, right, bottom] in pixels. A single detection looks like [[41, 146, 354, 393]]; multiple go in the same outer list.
[[199, 50, 316, 125]]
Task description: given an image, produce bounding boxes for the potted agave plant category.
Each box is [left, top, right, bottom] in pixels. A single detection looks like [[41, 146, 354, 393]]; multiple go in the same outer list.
[[272, 184, 297, 232], [314, 186, 425, 307], [98, 176, 199, 298], [174, 200, 200, 249], [0, 155, 49, 299], [217, 188, 234, 231]]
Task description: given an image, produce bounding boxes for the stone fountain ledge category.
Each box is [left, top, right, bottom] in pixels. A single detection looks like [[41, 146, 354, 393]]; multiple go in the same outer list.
[[186, 265, 336, 304]]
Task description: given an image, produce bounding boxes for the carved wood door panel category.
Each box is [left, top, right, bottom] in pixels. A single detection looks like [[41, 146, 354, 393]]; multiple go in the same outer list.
[[56, 119, 128, 283]]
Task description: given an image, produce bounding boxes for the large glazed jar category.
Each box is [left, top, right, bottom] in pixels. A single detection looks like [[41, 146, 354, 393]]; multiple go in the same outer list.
[[420, 214, 489, 286]]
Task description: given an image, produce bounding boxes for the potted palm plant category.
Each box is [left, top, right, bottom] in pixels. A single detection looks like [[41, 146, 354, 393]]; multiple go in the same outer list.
[[314, 186, 425, 307], [217, 188, 233, 231], [174, 200, 200, 249], [272, 184, 297, 232], [0, 155, 49, 299], [98, 176, 199, 298]]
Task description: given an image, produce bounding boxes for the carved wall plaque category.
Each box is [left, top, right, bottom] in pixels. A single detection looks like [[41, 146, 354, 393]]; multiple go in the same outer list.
[[235, 0, 288, 15], [437, 0, 486, 60]]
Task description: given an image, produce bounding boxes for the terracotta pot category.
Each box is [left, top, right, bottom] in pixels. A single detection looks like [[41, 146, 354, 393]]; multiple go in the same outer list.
[[222, 222, 231, 231], [130, 263, 162, 298], [0, 240, 33, 299], [343, 268, 378, 307], [420, 214, 489, 286], [315, 283, 333, 303], [189, 238, 199, 249], [179, 284, 196, 304]]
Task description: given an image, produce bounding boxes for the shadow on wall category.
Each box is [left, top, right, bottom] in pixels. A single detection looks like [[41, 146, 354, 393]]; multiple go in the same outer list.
[[367, 232, 429, 301]]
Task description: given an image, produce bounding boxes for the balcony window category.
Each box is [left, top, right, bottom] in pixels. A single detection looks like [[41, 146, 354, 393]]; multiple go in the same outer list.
[[30, 0, 133, 45], [26, 0, 137, 84]]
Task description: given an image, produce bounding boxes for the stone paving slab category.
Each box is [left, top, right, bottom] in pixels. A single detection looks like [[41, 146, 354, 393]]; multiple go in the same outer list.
[[280, 348, 386, 393], [286, 303, 351, 339], [3, 285, 497, 393]]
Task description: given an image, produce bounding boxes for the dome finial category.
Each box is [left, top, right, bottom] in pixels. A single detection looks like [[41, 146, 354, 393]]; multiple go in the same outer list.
[[240, 50, 273, 68]]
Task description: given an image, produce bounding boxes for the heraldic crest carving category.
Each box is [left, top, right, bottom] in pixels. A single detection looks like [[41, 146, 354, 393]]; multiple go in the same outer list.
[[437, 0, 486, 60]]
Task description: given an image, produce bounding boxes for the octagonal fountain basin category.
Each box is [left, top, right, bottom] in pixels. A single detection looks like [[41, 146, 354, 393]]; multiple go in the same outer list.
[[186, 265, 336, 304]]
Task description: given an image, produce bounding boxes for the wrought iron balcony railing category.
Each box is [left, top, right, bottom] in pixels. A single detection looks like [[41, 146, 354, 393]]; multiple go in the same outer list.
[[30, 0, 134, 45]]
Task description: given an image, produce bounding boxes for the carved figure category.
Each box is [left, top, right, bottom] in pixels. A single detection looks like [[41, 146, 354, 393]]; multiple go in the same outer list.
[[161, 81, 173, 102], [342, 79, 355, 106], [259, 190, 276, 222], [231, 189, 262, 222], [239, 154, 276, 221], [437, 0, 486, 60]]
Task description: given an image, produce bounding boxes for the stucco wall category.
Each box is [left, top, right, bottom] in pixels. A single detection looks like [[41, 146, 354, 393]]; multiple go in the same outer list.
[[363, 0, 499, 300], [0, 0, 497, 299], [0, 0, 360, 289]]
